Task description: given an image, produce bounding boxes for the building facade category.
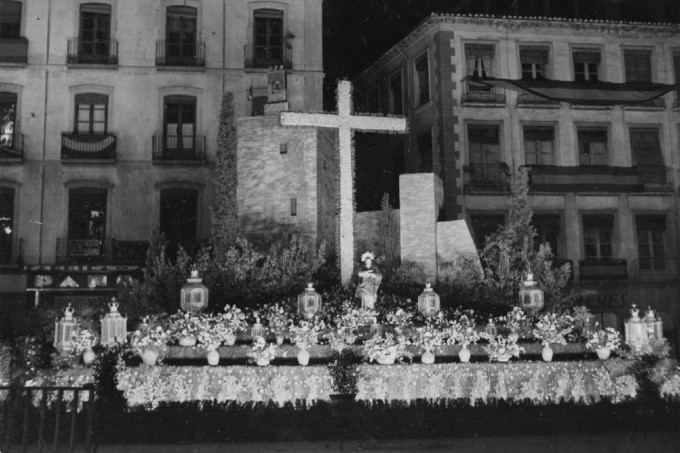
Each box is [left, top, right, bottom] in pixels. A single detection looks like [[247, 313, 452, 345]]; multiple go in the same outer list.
[[0, 0, 323, 296], [353, 15, 680, 328]]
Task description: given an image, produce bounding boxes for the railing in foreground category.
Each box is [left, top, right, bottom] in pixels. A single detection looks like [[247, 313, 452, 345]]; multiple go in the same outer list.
[[0, 385, 95, 452]]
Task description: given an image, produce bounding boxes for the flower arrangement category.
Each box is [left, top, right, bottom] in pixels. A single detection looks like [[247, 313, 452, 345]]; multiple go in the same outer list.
[[570, 306, 595, 339], [223, 304, 247, 334], [195, 315, 226, 351], [384, 308, 414, 337], [263, 303, 290, 336], [532, 312, 573, 346], [586, 327, 621, 352], [247, 337, 278, 363], [289, 319, 325, 350], [482, 334, 525, 362], [70, 330, 98, 354], [130, 316, 170, 357], [167, 311, 203, 342], [414, 317, 447, 353], [336, 301, 373, 334], [362, 333, 412, 364], [447, 315, 480, 346], [500, 306, 527, 334]]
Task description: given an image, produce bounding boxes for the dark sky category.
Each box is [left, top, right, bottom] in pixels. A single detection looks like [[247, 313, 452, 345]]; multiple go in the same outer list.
[[321, 0, 678, 109]]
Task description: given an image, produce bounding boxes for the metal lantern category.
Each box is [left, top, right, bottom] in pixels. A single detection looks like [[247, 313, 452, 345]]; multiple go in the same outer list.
[[101, 297, 127, 346], [624, 304, 658, 354], [644, 306, 664, 341], [251, 316, 266, 342], [298, 283, 322, 320], [519, 273, 544, 316], [180, 270, 209, 313], [54, 303, 79, 352], [485, 319, 498, 337], [417, 282, 440, 318]]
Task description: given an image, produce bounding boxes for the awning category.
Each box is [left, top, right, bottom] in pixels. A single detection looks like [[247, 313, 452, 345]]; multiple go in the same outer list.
[[464, 77, 678, 106]]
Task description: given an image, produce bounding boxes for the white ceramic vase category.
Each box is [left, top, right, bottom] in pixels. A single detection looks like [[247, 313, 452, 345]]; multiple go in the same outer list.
[[458, 344, 471, 363], [596, 347, 611, 360], [82, 348, 96, 366], [207, 349, 220, 366], [179, 336, 197, 347], [542, 344, 554, 362], [276, 335, 285, 346], [224, 332, 236, 346], [256, 357, 271, 367], [421, 349, 435, 365], [297, 348, 310, 366], [377, 351, 396, 365], [141, 350, 159, 366]]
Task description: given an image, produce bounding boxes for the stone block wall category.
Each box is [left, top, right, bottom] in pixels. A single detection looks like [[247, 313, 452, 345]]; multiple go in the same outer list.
[[436, 219, 483, 281]]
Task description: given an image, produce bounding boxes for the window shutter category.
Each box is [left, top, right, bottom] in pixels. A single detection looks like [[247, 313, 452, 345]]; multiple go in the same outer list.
[[75, 93, 108, 105], [520, 47, 548, 65], [583, 215, 613, 229], [573, 51, 601, 64], [80, 3, 111, 13], [465, 45, 494, 58], [630, 128, 663, 166], [468, 126, 499, 144], [578, 129, 607, 143], [524, 127, 554, 141], [624, 50, 652, 83], [636, 215, 666, 231]]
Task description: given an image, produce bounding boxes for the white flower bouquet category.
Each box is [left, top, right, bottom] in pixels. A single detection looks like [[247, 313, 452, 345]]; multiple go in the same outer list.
[[167, 311, 203, 342], [336, 301, 373, 334], [247, 337, 278, 363], [70, 329, 98, 354], [362, 333, 412, 364], [385, 308, 414, 337], [223, 304, 247, 334], [289, 319, 325, 350], [130, 316, 170, 357], [482, 334, 525, 362], [501, 306, 527, 334], [533, 312, 573, 346], [447, 314, 480, 346], [586, 327, 621, 351], [263, 303, 290, 336]]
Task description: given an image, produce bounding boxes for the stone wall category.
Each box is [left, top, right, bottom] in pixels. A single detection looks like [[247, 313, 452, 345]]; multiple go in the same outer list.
[[354, 210, 401, 258]]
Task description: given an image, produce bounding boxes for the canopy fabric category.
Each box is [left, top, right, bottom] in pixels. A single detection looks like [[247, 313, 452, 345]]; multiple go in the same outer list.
[[464, 77, 678, 106]]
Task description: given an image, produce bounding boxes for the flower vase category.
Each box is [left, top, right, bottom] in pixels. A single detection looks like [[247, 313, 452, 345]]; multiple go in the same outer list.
[[421, 349, 435, 365], [542, 344, 554, 362], [377, 351, 397, 365], [344, 333, 357, 345], [496, 354, 511, 363], [141, 350, 159, 366], [508, 332, 519, 343], [458, 344, 471, 363], [297, 347, 310, 366], [207, 349, 220, 366], [256, 357, 271, 367], [179, 336, 197, 347], [82, 348, 96, 366], [276, 335, 285, 346], [596, 347, 611, 360], [224, 332, 236, 346]]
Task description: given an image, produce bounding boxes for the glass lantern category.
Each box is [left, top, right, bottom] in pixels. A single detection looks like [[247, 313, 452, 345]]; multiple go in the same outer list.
[[298, 283, 322, 320], [644, 306, 663, 341], [625, 304, 648, 354], [485, 319, 498, 337], [519, 273, 544, 316], [101, 297, 127, 346], [251, 316, 266, 342], [54, 303, 79, 352], [417, 282, 440, 318], [180, 270, 209, 313]]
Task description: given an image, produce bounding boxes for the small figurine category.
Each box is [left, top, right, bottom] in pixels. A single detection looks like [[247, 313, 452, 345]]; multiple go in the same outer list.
[[630, 304, 640, 321], [355, 251, 382, 310]]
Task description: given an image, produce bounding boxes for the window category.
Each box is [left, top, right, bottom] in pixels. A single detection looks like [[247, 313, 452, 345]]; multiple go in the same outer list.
[[636, 215, 666, 271], [0, 1, 21, 39], [78, 3, 111, 62], [160, 188, 198, 243], [417, 131, 432, 173], [629, 128, 664, 166], [0, 92, 17, 151], [468, 125, 500, 166], [523, 126, 554, 165], [367, 87, 380, 113], [254, 9, 283, 65], [415, 53, 429, 106], [67, 188, 107, 259], [624, 49, 652, 83], [520, 47, 548, 80], [389, 72, 403, 115], [466, 44, 494, 79], [75, 93, 108, 134], [163, 95, 196, 154], [251, 95, 266, 116], [583, 214, 614, 260], [166, 6, 197, 64], [573, 50, 600, 82], [0, 187, 14, 263], [674, 52, 680, 102], [470, 214, 504, 248], [532, 214, 561, 257], [578, 128, 607, 165]]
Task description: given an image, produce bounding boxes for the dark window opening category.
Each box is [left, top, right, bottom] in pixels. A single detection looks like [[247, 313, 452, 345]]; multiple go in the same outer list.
[[532, 214, 561, 257], [254, 9, 283, 66], [160, 188, 198, 243], [163, 95, 196, 157], [166, 6, 197, 63], [573, 51, 600, 82], [0, 1, 21, 39], [75, 93, 108, 134], [523, 126, 554, 165], [0, 92, 17, 151], [78, 3, 111, 61], [415, 53, 429, 106], [251, 96, 267, 116], [583, 214, 614, 260], [389, 73, 403, 115], [470, 214, 505, 248], [520, 47, 548, 80], [624, 50, 652, 83], [0, 187, 14, 263], [578, 128, 607, 166], [468, 125, 500, 166], [417, 131, 433, 173], [636, 215, 666, 271]]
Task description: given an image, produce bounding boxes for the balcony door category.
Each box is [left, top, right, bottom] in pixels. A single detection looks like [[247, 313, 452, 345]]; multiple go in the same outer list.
[[636, 215, 666, 272], [163, 95, 196, 158], [160, 188, 197, 244], [254, 9, 283, 65], [166, 6, 197, 64], [79, 3, 111, 62], [468, 125, 500, 182], [0, 187, 14, 263], [0, 92, 16, 154], [75, 93, 108, 135], [68, 188, 107, 259], [0, 1, 21, 39]]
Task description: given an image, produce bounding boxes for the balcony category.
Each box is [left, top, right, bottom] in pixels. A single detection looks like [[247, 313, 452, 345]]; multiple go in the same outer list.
[[462, 80, 505, 105], [152, 133, 206, 164], [156, 41, 205, 67], [463, 163, 510, 193], [579, 259, 628, 280], [0, 133, 23, 162], [633, 257, 679, 281], [61, 133, 116, 161], [244, 43, 292, 69], [0, 37, 28, 64], [57, 238, 148, 265], [67, 38, 118, 65], [517, 93, 559, 107], [524, 165, 671, 193]]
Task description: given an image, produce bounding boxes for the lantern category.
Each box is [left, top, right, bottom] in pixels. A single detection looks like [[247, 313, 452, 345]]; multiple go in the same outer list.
[[180, 270, 209, 313], [644, 306, 663, 341], [101, 297, 127, 346], [297, 283, 322, 320], [625, 304, 652, 354], [519, 273, 544, 316], [54, 303, 79, 352], [485, 319, 498, 337], [251, 316, 266, 342], [417, 282, 440, 318]]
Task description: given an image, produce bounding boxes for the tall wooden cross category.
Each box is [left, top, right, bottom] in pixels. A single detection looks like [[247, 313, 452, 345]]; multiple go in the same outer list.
[[281, 80, 408, 284]]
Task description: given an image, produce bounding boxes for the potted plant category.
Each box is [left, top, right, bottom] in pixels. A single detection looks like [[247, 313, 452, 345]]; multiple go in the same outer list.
[[481, 334, 525, 363], [327, 347, 362, 404], [501, 306, 528, 342], [586, 326, 621, 360], [414, 314, 446, 364], [222, 304, 247, 346], [336, 302, 373, 345], [264, 303, 290, 345], [247, 337, 278, 366], [362, 333, 412, 365], [289, 318, 325, 366], [532, 312, 573, 362], [130, 316, 170, 366], [385, 308, 415, 341], [167, 311, 202, 347], [447, 314, 480, 363]]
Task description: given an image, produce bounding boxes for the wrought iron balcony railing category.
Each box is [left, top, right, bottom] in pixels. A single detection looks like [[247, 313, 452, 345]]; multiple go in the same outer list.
[[111, 239, 149, 265], [0, 133, 23, 161], [56, 238, 107, 264], [61, 133, 116, 160], [67, 38, 118, 65], [244, 43, 292, 69], [462, 80, 505, 105], [156, 40, 205, 67], [152, 133, 206, 162], [0, 37, 28, 63], [463, 162, 511, 193]]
